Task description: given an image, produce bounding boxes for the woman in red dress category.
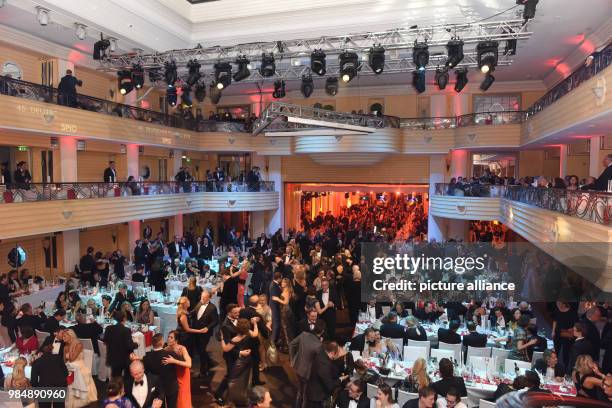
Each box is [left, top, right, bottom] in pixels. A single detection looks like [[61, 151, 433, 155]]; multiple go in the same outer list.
[[163, 330, 192, 408]]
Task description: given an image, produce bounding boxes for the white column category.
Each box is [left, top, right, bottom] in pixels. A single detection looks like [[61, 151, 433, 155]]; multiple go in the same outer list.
[[559, 145, 568, 177], [266, 156, 283, 235], [171, 149, 183, 179], [589, 136, 602, 177], [128, 220, 140, 259], [59, 137, 77, 182], [450, 149, 469, 179], [173, 214, 184, 238], [452, 94, 469, 116], [447, 219, 468, 241], [428, 155, 445, 242], [251, 212, 265, 238], [430, 95, 447, 118], [125, 144, 139, 181], [62, 230, 80, 276]]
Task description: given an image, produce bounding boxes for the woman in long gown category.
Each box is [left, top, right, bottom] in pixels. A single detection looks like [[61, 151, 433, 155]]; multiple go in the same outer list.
[[63, 329, 98, 407], [236, 260, 250, 308], [227, 318, 259, 407], [163, 330, 192, 408], [271, 278, 295, 352]]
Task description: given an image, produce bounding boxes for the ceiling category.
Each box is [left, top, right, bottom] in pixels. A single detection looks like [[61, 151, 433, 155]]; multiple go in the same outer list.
[[0, 0, 610, 91]]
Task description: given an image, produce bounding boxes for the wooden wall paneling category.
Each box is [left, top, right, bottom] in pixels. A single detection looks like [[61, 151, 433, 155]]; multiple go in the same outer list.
[[0, 42, 46, 83]]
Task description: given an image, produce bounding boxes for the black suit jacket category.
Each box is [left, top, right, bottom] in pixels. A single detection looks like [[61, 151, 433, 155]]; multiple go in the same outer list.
[[349, 333, 367, 352], [406, 326, 428, 342], [190, 302, 219, 337], [103, 167, 117, 183], [438, 328, 461, 344], [30, 352, 68, 387], [41, 334, 65, 356], [594, 164, 612, 191], [462, 331, 488, 362], [16, 313, 46, 331], [306, 349, 340, 402], [73, 321, 103, 354], [360, 303, 383, 320], [380, 322, 406, 340], [335, 390, 370, 408], [433, 376, 467, 397], [315, 288, 339, 313], [297, 317, 326, 336], [41, 316, 60, 333], [581, 318, 601, 361], [109, 290, 136, 313], [103, 323, 137, 368], [143, 349, 180, 397], [568, 338, 593, 375], [125, 373, 160, 408], [168, 242, 183, 259]]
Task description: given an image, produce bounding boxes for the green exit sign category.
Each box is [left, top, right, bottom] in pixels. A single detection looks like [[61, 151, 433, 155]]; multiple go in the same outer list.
[[17, 146, 28, 151]]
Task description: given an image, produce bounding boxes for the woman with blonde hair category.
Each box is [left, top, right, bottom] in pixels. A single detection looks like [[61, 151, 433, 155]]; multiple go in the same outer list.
[[63, 329, 98, 407], [180, 276, 202, 312], [237, 259, 250, 308], [175, 296, 207, 349], [4, 356, 34, 408], [271, 278, 295, 352], [573, 354, 605, 399], [409, 358, 431, 392]]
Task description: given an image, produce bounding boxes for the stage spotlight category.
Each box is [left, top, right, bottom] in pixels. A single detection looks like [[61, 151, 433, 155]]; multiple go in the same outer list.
[[310, 50, 326, 76], [186, 60, 201, 86], [117, 70, 133, 95], [445, 39, 464, 68], [454, 68, 468, 92], [164, 61, 177, 86], [412, 71, 426, 94], [435, 68, 449, 90], [131, 65, 144, 89], [75, 23, 87, 40], [93, 36, 110, 60], [209, 83, 222, 104], [259, 53, 276, 77], [272, 80, 286, 99], [325, 77, 339, 96], [233, 56, 250, 82], [477, 41, 499, 74], [480, 73, 495, 91], [413, 42, 429, 71], [181, 86, 192, 107], [214, 62, 232, 90], [166, 86, 177, 107], [148, 68, 163, 83], [36, 7, 49, 26], [194, 83, 206, 102], [504, 38, 517, 56], [368, 46, 385, 74], [109, 38, 117, 52], [300, 74, 314, 98], [339, 51, 359, 83], [519, 0, 539, 20]]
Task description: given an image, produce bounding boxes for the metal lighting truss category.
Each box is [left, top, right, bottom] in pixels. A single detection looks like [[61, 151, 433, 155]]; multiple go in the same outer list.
[[97, 19, 532, 82]]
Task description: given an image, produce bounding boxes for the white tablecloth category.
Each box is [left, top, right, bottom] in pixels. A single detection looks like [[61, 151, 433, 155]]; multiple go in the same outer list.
[[14, 285, 64, 308]]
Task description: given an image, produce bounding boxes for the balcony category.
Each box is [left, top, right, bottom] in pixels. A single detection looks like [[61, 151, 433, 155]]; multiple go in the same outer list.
[[0, 181, 279, 239]]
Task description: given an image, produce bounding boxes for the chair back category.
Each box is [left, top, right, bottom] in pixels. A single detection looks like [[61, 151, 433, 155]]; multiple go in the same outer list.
[[0, 391, 23, 408], [402, 345, 428, 363], [397, 389, 418, 406], [82, 348, 94, 372], [160, 312, 176, 339], [153, 316, 162, 333], [479, 399, 496, 408], [504, 358, 532, 376], [469, 356, 496, 374], [351, 351, 362, 362], [430, 348, 455, 362], [407, 339, 430, 358], [366, 383, 379, 399], [97, 339, 110, 382], [35, 329, 48, 346], [78, 337, 94, 351], [438, 341, 462, 362], [466, 346, 491, 362], [387, 337, 404, 358], [381, 305, 391, 316], [532, 350, 544, 364]]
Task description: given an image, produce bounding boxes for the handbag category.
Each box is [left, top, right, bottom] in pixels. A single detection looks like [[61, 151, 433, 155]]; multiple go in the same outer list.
[[66, 370, 74, 385], [266, 343, 278, 366]]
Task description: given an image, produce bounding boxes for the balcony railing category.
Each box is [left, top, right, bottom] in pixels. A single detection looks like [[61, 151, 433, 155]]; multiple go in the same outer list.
[[0, 76, 253, 133], [434, 183, 611, 225], [400, 111, 526, 130], [0, 181, 275, 203], [526, 43, 612, 118]]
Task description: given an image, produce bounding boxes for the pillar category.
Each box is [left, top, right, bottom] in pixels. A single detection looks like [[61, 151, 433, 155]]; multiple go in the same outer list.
[[450, 149, 469, 179], [430, 95, 447, 118], [251, 212, 265, 238], [559, 144, 568, 177], [126, 144, 139, 181], [62, 230, 80, 276], [427, 155, 446, 242], [590, 136, 602, 177], [59, 137, 77, 182], [172, 214, 183, 238], [128, 220, 140, 258], [447, 219, 469, 241], [171, 149, 183, 179], [266, 156, 283, 235]]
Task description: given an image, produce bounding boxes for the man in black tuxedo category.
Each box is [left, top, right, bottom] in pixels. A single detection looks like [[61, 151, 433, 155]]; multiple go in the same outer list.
[[594, 154, 612, 191], [269, 272, 282, 344], [380, 312, 407, 342], [462, 321, 487, 363], [306, 341, 343, 407], [290, 325, 324, 408], [73, 312, 103, 355], [581, 306, 602, 362], [190, 289, 219, 376], [438, 320, 462, 344], [143, 333, 180, 408], [568, 322, 593, 375], [108, 283, 136, 313], [125, 360, 162, 408], [31, 343, 68, 408], [42, 309, 65, 333], [335, 379, 371, 408], [134, 240, 148, 269], [239, 295, 268, 386], [103, 160, 118, 183], [360, 299, 383, 321], [16, 303, 46, 331], [168, 236, 183, 260], [316, 278, 339, 340], [40, 327, 65, 356], [103, 310, 138, 379], [297, 309, 326, 336], [214, 304, 241, 406], [349, 327, 376, 354], [405, 316, 427, 342]]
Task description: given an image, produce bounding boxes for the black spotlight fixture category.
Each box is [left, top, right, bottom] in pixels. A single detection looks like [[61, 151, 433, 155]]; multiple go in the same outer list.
[[164, 61, 177, 86], [325, 77, 338, 96], [310, 50, 326, 76], [272, 80, 286, 99], [166, 85, 177, 107], [214, 62, 232, 90], [131, 64, 144, 89], [259, 53, 276, 77], [93, 35, 110, 60], [504, 38, 517, 56], [412, 70, 426, 94], [233, 56, 250, 82], [413, 42, 429, 71], [480, 73, 495, 91], [518, 0, 539, 21], [194, 83, 206, 102], [477, 41, 499, 74], [300, 74, 314, 98], [435, 67, 449, 90], [209, 83, 222, 104], [454, 68, 468, 92], [339, 51, 359, 83], [186, 60, 201, 86], [148, 68, 163, 83], [181, 86, 192, 107], [445, 39, 464, 68], [368, 45, 385, 74], [117, 70, 133, 95]]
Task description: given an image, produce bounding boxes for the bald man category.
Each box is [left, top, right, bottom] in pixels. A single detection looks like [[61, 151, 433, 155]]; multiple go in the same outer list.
[[240, 295, 268, 385], [125, 360, 162, 408], [190, 290, 219, 376]]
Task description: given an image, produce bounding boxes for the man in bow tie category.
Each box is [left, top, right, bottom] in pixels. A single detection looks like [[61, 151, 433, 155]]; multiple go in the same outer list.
[[190, 289, 219, 377], [297, 309, 326, 336], [125, 360, 162, 408], [334, 379, 371, 408], [316, 278, 339, 340]]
